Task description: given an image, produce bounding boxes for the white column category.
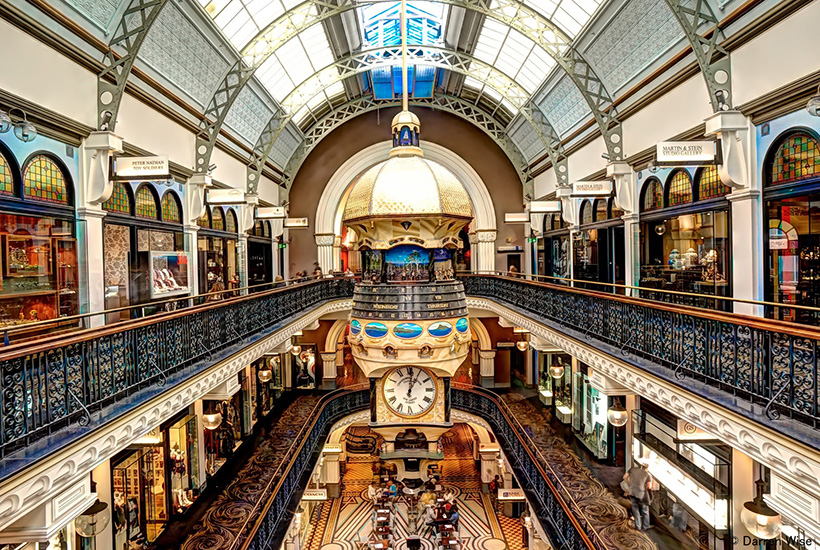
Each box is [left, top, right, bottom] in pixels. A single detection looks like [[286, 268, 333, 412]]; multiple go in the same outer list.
[[728, 190, 763, 316], [184, 174, 210, 297], [473, 229, 497, 273], [236, 197, 256, 292], [237, 235, 249, 291], [193, 399, 209, 491], [607, 161, 638, 295], [315, 233, 335, 275], [479, 349, 496, 388], [272, 219, 284, 280], [184, 224, 200, 295], [320, 351, 337, 390], [622, 214, 640, 293], [568, 227, 578, 283], [731, 448, 756, 542], [525, 349, 534, 387], [75, 207, 107, 325]]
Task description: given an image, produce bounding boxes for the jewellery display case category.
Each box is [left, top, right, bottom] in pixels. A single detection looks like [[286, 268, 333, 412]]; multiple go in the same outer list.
[[148, 251, 190, 299]]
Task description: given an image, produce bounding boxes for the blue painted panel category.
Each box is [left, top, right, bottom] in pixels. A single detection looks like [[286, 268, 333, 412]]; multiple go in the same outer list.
[[365, 322, 389, 338], [350, 319, 361, 335], [394, 322, 423, 339], [428, 321, 453, 337], [455, 318, 469, 333]]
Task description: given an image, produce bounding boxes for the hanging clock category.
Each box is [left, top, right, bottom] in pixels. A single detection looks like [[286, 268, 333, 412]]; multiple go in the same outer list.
[[382, 366, 437, 418]]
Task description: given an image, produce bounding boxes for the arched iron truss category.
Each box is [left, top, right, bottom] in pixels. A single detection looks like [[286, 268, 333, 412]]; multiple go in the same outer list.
[[196, 0, 621, 181], [97, 0, 170, 131], [279, 94, 532, 188], [244, 46, 564, 195]]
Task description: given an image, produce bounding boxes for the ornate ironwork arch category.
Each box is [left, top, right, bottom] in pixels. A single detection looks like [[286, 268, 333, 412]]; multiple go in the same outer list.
[[98, 0, 170, 131], [245, 46, 563, 194], [196, 0, 621, 175]]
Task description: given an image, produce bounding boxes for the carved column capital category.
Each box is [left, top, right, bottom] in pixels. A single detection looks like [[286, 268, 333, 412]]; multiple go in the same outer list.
[[315, 233, 336, 247], [704, 110, 752, 190], [556, 187, 577, 226], [81, 131, 123, 206], [184, 173, 212, 226], [607, 161, 636, 214]]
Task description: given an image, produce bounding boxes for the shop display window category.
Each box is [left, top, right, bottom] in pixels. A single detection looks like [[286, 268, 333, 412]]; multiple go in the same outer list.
[[294, 345, 317, 389], [161, 192, 181, 223], [572, 369, 608, 460], [23, 155, 69, 205], [0, 214, 79, 328], [167, 415, 200, 516], [573, 230, 599, 283], [135, 186, 159, 219], [552, 356, 572, 421], [204, 395, 242, 477], [112, 443, 167, 549], [639, 210, 729, 299], [148, 252, 190, 298], [545, 234, 569, 281]]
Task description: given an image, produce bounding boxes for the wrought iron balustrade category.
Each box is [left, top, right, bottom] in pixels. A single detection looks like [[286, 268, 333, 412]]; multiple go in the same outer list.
[[462, 274, 820, 437], [0, 278, 355, 461]]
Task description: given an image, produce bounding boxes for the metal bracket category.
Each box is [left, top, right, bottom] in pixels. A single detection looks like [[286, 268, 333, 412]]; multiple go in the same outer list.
[[673, 349, 693, 381], [68, 389, 91, 427], [155, 367, 167, 387], [664, 0, 732, 112], [765, 375, 792, 421], [98, 0, 169, 131], [620, 332, 636, 356]]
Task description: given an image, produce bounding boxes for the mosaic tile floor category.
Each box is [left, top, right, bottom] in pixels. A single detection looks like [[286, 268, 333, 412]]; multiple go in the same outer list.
[[304, 424, 522, 550]]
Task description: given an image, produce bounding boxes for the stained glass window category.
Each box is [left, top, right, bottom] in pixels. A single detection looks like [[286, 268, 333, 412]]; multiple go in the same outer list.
[[579, 201, 593, 225], [226, 209, 237, 233], [254, 221, 264, 236], [667, 171, 693, 207], [642, 179, 663, 212], [609, 198, 624, 219], [551, 214, 565, 231], [23, 155, 69, 204], [697, 165, 730, 200], [0, 152, 14, 196], [263, 221, 271, 237], [212, 207, 224, 231], [769, 133, 820, 185], [135, 186, 159, 219], [594, 199, 608, 222], [161, 192, 181, 223], [102, 181, 131, 214], [198, 206, 210, 228]]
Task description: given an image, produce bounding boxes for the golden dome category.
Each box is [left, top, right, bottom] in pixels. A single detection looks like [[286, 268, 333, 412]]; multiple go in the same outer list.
[[343, 155, 472, 222]]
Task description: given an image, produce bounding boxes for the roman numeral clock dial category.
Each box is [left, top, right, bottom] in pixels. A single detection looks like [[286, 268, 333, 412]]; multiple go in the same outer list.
[[382, 366, 437, 418]]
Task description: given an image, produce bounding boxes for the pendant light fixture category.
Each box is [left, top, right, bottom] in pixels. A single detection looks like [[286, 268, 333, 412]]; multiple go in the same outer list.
[[606, 398, 628, 427], [75, 482, 111, 539], [202, 401, 223, 430], [549, 361, 565, 379], [741, 480, 782, 540], [0, 108, 37, 142], [516, 339, 529, 351]]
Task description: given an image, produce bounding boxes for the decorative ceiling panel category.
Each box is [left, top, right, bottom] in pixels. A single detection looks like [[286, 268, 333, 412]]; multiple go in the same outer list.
[[63, 0, 124, 31], [139, 3, 230, 107], [224, 86, 276, 144], [269, 124, 302, 169], [510, 118, 546, 162], [583, 0, 684, 92], [537, 75, 590, 137]]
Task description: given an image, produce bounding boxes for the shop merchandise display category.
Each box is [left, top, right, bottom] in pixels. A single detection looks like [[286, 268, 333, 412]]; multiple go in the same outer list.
[[148, 252, 189, 298]]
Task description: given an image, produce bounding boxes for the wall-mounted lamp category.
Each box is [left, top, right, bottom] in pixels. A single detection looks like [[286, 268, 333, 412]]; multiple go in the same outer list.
[[607, 398, 628, 427], [0, 108, 37, 143], [807, 85, 820, 117]]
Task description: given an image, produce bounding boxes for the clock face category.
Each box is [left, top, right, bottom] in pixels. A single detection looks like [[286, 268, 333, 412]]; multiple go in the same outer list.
[[382, 366, 437, 417]]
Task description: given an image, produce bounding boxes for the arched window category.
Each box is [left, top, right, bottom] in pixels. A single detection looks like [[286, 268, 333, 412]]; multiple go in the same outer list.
[[23, 155, 69, 204], [197, 206, 211, 228], [696, 165, 729, 200], [594, 199, 608, 222], [641, 178, 663, 212], [226, 209, 237, 233], [102, 181, 132, 214], [211, 207, 224, 231], [768, 132, 820, 186], [263, 221, 271, 238], [254, 220, 264, 236], [609, 197, 624, 219], [135, 186, 159, 219], [580, 200, 593, 225], [666, 170, 693, 207], [0, 150, 14, 196], [161, 192, 181, 223], [551, 214, 562, 231]]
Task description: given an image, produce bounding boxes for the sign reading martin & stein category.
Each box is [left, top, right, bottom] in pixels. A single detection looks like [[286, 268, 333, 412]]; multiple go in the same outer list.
[[656, 141, 720, 165], [572, 180, 612, 197]]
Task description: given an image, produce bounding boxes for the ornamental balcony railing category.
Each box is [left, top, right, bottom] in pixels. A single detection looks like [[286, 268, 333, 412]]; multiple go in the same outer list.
[[238, 386, 599, 550], [461, 274, 820, 444], [0, 277, 356, 470]]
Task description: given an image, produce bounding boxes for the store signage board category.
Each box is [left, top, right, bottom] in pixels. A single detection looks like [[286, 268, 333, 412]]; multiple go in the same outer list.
[[207, 188, 245, 204], [302, 489, 328, 501], [529, 201, 561, 213], [257, 206, 287, 219], [505, 212, 530, 224], [284, 217, 309, 228], [323, 444, 343, 454], [676, 420, 718, 441], [479, 443, 500, 453], [498, 489, 526, 501], [113, 155, 170, 179], [572, 181, 612, 197], [656, 141, 720, 165]]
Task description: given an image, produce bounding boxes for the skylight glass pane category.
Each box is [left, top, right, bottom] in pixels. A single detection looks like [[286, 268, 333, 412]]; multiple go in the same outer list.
[[257, 56, 294, 102]]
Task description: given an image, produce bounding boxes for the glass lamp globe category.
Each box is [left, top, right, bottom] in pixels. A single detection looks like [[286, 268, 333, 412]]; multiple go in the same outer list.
[[607, 400, 628, 427], [258, 368, 273, 383], [75, 500, 110, 537], [516, 340, 529, 352], [202, 410, 222, 430], [0, 110, 11, 133], [291, 344, 302, 356], [14, 120, 37, 143], [741, 499, 781, 540], [549, 363, 565, 379], [807, 86, 820, 117]]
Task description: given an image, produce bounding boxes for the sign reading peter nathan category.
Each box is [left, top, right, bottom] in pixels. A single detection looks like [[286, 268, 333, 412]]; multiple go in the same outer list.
[[656, 141, 719, 165], [114, 155, 170, 179]]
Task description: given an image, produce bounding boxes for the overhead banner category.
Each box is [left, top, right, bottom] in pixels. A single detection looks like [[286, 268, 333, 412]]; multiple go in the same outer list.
[[529, 200, 561, 213], [207, 188, 245, 204], [504, 212, 530, 224], [257, 206, 287, 219], [572, 181, 612, 197], [301, 488, 328, 501], [113, 155, 170, 179], [656, 141, 719, 165], [498, 488, 526, 501]]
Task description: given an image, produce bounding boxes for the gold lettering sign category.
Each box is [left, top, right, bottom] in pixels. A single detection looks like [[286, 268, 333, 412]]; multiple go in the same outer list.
[[374, 304, 399, 310], [427, 303, 449, 309]]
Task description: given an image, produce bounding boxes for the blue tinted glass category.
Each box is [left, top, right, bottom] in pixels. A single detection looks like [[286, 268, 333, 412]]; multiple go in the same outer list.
[[394, 323, 423, 339], [428, 321, 452, 337], [350, 320, 361, 335], [365, 322, 388, 338], [455, 318, 468, 333]]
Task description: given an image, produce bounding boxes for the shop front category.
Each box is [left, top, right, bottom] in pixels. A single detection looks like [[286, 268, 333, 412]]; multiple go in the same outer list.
[[254, 354, 284, 417], [638, 166, 731, 309], [540, 213, 570, 281], [111, 410, 201, 549], [573, 198, 625, 290], [248, 220, 273, 288], [0, 138, 83, 332], [632, 401, 731, 550], [102, 180, 190, 318], [762, 128, 820, 323], [196, 205, 240, 294], [536, 350, 571, 406]]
